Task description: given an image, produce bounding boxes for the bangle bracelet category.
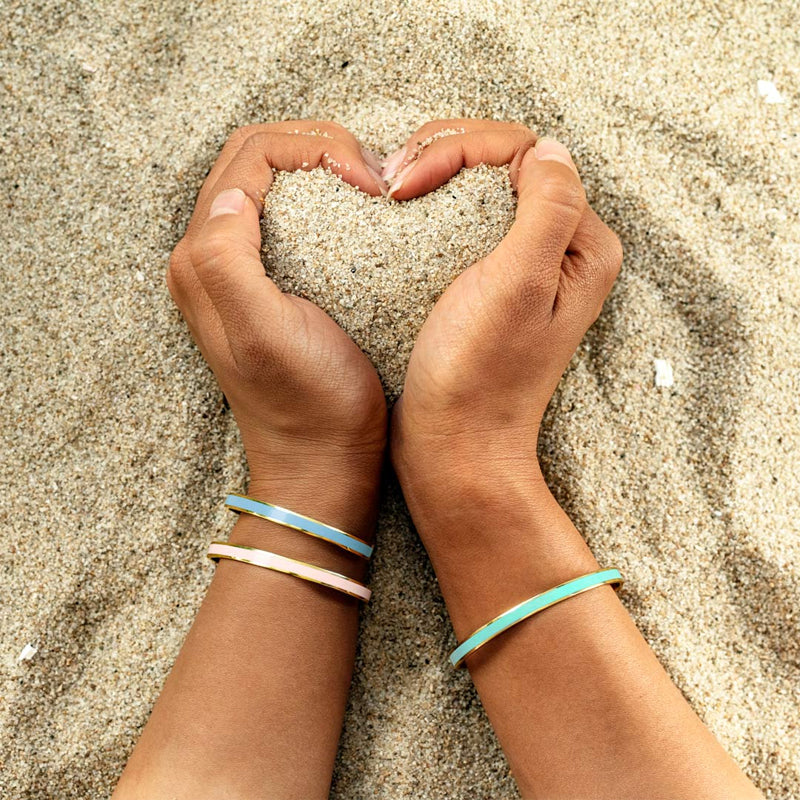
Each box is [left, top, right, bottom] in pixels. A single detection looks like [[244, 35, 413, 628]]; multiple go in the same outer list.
[[225, 493, 373, 559], [207, 542, 371, 602], [450, 568, 623, 668]]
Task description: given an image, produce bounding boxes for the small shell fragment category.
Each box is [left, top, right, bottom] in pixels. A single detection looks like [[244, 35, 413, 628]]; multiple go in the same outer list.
[[17, 643, 38, 662], [654, 358, 675, 388], [757, 80, 784, 104]]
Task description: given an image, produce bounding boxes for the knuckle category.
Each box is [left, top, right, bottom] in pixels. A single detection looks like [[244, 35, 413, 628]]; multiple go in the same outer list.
[[537, 169, 586, 216], [582, 227, 623, 286], [497, 242, 560, 305], [242, 131, 273, 153], [166, 241, 190, 291], [167, 240, 186, 271], [458, 132, 486, 163], [225, 124, 259, 150], [234, 131, 285, 168], [189, 229, 236, 270], [606, 230, 624, 276]]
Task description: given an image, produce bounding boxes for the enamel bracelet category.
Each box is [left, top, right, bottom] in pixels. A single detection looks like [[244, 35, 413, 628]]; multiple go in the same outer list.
[[450, 568, 623, 668], [207, 541, 372, 602], [225, 494, 373, 559]]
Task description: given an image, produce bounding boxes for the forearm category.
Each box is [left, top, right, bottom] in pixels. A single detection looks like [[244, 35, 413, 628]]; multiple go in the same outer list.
[[130, 119, 392, 799], [401, 458, 762, 800], [113, 464, 381, 800]]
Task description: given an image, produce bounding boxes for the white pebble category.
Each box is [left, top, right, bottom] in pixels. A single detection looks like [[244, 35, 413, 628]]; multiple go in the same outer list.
[[757, 80, 784, 104], [654, 358, 674, 388], [17, 643, 38, 662]]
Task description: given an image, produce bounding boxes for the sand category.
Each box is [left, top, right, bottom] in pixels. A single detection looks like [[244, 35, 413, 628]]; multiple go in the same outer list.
[[1, 0, 799, 797], [262, 165, 516, 397]]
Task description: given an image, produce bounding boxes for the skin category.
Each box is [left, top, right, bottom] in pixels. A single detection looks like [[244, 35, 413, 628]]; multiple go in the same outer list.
[[112, 121, 389, 800], [389, 119, 763, 799], [113, 118, 763, 800]]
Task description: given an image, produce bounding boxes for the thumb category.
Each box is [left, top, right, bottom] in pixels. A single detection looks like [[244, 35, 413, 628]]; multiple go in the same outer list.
[[205, 185, 264, 258], [187, 187, 285, 354], [486, 138, 586, 307]]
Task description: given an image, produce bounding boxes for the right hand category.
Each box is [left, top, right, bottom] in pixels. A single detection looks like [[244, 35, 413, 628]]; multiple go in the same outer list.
[[387, 120, 623, 539]]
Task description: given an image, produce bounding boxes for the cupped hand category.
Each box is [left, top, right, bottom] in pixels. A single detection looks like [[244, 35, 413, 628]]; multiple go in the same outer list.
[[167, 121, 389, 490], [387, 120, 623, 515]]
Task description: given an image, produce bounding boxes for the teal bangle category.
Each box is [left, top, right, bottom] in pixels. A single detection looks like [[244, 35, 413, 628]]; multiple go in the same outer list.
[[225, 494, 374, 559], [449, 568, 624, 668]]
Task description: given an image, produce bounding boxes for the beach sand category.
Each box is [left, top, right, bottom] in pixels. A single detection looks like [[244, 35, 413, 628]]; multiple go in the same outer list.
[[1, 0, 798, 797]]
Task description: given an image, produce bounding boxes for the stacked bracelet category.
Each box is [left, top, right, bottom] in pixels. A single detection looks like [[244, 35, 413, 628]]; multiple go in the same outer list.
[[207, 542, 372, 602], [450, 568, 623, 668], [225, 494, 373, 559], [210, 494, 373, 602]]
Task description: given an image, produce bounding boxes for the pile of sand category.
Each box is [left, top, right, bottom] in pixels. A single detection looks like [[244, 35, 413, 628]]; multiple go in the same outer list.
[[1, 0, 798, 797], [262, 165, 516, 396]]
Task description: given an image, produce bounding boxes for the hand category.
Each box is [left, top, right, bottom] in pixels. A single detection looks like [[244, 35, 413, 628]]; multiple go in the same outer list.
[[115, 125, 391, 800], [388, 120, 623, 539], [167, 121, 389, 495]]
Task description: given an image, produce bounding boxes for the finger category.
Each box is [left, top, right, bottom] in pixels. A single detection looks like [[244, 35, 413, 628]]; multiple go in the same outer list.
[[187, 126, 386, 241], [386, 128, 536, 200], [381, 118, 530, 181], [484, 137, 587, 309], [187, 186, 289, 364], [173, 121, 386, 377], [166, 240, 238, 373], [206, 132, 386, 216], [183, 129, 390, 371], [193, 121, 368, 231], [558, 206, 623, 323]]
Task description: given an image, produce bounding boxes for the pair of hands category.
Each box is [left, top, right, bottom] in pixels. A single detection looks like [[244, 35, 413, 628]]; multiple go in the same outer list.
[[167, 119, 622, 548]]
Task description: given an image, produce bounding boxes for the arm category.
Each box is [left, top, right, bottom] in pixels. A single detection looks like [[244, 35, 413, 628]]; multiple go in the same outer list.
[[113, 121, 388, 800], [389, 120, 763, 799]]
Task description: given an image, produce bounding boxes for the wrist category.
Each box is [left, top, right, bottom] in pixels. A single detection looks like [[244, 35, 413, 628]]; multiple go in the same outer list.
[[394, 445, 599, 639], [222, 437, 385, 578], [391, 394, 546, 531], [244, 460, 382, 544], [241, 422, 386, 518], [428, 491, 600, 640], [391, 415, 546, 550]]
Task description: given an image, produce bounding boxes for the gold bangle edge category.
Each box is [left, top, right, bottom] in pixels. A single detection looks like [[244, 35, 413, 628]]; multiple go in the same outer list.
[[453, 571, 624, 668]]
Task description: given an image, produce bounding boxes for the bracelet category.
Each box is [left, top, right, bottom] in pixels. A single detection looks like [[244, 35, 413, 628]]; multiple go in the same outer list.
[[207, 541, 371, 602], [225, 494, 373, 559], [450, 568, 623, 668]]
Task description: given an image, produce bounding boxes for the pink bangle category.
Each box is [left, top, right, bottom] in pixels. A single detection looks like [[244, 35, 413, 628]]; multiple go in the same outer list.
[[206, 541, 371, 602]]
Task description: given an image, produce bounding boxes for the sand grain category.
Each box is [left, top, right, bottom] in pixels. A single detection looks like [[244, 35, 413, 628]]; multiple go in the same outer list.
[[1, 0, 798, 797]]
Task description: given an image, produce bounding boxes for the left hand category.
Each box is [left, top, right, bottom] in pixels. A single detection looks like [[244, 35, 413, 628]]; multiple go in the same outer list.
[[167, 121, 389, 494]]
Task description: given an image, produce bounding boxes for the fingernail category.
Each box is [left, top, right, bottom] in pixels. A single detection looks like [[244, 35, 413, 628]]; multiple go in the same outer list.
[[209, 188, 246, 218], [361, 146, 383, 174], [381, 145, 407, 181], [533, 137, 578, 173], [387, 159, 417, 199], [365, 165, 389, 197]]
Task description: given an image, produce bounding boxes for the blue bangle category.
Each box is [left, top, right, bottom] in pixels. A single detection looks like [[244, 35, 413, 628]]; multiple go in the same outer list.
[[224, 494, 374, 559], [449, 568, 624, 668]]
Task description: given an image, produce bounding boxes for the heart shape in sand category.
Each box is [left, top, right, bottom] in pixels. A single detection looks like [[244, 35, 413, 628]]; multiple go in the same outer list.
[[261, 165, 516, 396]]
